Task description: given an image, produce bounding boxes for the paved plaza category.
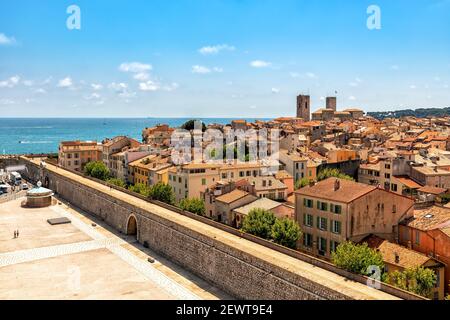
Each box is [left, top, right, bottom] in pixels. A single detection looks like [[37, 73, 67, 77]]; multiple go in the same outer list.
[[0, 196, 229, 300]]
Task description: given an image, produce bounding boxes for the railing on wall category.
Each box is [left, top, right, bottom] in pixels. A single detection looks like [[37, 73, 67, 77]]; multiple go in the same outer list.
[[19, 156, 426, 300]]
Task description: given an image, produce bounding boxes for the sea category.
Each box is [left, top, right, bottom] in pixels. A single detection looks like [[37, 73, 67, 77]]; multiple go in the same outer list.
[[0, 118, 271, 155]]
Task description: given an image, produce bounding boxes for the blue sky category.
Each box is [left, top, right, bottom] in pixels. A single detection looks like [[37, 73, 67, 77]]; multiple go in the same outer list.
[[0, 0, 449, 117]]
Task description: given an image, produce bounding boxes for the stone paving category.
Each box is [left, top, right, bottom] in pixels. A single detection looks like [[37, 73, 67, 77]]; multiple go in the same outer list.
[[0, 197, 227, 300]]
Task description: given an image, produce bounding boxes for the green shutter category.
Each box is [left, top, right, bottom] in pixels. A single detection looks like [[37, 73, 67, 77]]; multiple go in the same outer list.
[[316, 216, 320, 228], [303, 214, 306, 225]]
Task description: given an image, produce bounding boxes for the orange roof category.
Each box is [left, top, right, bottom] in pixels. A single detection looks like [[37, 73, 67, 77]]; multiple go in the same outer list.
[[296, 178, 376, 203], [216, 189, 252, 204], [301, 121, 323, 126], [393, 176, 422, 189], [408, 206, 450, 231], [418, 186, 447, 195], [362, 235, 438, 269]]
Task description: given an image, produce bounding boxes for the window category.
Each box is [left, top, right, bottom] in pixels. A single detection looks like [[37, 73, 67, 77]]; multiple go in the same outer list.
[[330, 241, 340, 253], [303, 198, 313, 208], [392, 205, 397, 213], [317, 217, 327, 231], [318, 237, 327, 255], [303, 233, 313, 248], [385, 173, 390, 179], [385, 164, 391, 169], [230, 172, 234, 178], [415, 231, 420, 245], [391, 184, 398, 192], [317, 201, 328, 211], [239, 171, 244, 177], [330, 204, 342, 214], [222, 173, 227, 179], [303, 214, 313, 227], [332, 220, 341, 234], [202, 178, 206, 186]]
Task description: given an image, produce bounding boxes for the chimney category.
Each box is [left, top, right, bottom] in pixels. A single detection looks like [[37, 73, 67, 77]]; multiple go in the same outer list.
[[394, 253, 400, 264], [309, 180, 315, 187], [334, 179, 340, 191]]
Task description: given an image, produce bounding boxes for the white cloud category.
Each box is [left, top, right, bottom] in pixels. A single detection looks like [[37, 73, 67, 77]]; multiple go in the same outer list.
[[319, 96, 325, 101], [34, 88, 47, 94], [119, 91, 136, 99], [57, 77, 73, 88], [348, 96, 356, 101], [119, 62, 152, 73], [213, 67, 223, 73], [250, 60, 271, 68], [108, 82, 135, 99], [91, 83, 103, 90], [192, 65, 211, 74], [349, 78, 362, 87], [289, 72, 300, 78], [198, 44, 235, 55], [0, 98, 16, 105], [163, 82, 179, 92], [410, 84, 417, 89], [85, 93, 101, 100], [42, 77, 53, 85], [134, 72, 150, 81], [0, 75, 21, 88], [139, 80, 160, 91], [0, 33, 17, 46], [108, 82, 128, 91], [306, 72, 317, 79], [271, 88, 280, 94], [23, 80, 34, 86]]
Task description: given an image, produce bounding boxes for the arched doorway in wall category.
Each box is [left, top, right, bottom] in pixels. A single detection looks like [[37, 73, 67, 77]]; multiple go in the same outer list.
[[126, 215, 138, 238]]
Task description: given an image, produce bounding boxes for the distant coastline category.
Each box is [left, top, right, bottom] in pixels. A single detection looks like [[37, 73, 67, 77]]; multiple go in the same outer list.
[[367, 107, 450, 120]]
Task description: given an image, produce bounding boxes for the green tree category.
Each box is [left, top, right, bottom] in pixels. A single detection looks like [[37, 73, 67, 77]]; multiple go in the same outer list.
[[241, 208, 276, 239], [331, 242, 384, 276], [84, 161, 110, 181], [129, 183, 152, 197], [180, 119, 206, 131], [317, 168, 354, 182], [387, 270, 408, 291], [271, 218, 302, 249], [295, 177, 310, 190], [179, 198, 206, 216], [149, 182, 175, 205], [106, 178, 126, 188], [387, 267, 437, 298]]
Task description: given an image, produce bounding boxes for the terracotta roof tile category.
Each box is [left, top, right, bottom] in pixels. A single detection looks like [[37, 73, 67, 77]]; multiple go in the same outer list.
[[295, 178, 377, 203]]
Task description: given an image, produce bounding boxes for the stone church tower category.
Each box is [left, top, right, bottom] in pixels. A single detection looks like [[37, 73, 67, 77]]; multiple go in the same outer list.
[[296, 94, 310, 121]]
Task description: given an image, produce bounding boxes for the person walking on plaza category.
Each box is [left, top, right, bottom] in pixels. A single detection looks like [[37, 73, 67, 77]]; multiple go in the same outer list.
[[13, 230, 16, 238]]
